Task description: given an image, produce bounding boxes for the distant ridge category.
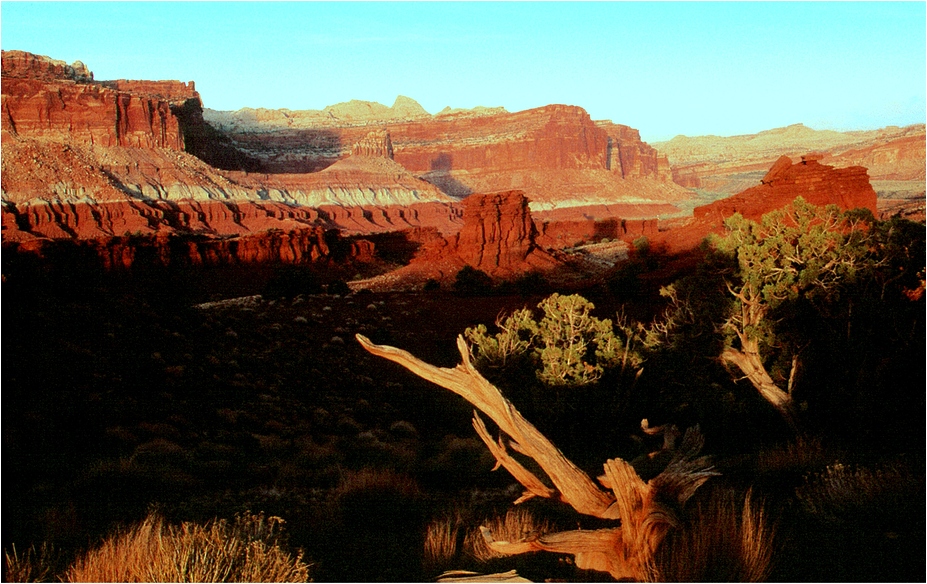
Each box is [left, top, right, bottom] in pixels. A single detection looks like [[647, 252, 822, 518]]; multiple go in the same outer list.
[[653, 123, 925, 166], [204, 96, 508, 131]]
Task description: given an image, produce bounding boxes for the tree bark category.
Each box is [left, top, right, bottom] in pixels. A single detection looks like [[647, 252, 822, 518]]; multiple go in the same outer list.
[[356, 333, 717, 581], [721, 337, 797, 430]]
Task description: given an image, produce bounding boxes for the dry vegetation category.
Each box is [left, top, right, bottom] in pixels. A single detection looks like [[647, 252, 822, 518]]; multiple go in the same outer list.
[[3, 211, 924, 582], [7, 513, 309, 583]]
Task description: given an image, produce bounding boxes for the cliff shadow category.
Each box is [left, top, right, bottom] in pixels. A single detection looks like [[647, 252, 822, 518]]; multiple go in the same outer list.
[[420, 152, 473, 199], [173, 99, 343, 174]]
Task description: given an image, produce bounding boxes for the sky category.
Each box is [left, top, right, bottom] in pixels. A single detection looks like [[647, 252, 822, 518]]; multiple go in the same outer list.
[[1, 2, 924, 142]]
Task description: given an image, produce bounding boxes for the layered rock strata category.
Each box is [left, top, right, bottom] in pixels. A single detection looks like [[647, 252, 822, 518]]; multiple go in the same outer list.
[[1, 52, 461, 259], [1, 198, 462, 242], [653, 155, 880, 253], [374, 190, 561, 286], [205, 99, 692, 209], [654, 123, 925, 216]]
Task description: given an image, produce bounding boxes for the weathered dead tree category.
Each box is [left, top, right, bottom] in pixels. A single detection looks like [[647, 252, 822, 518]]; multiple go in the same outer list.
[[357, 334, 717, 581]]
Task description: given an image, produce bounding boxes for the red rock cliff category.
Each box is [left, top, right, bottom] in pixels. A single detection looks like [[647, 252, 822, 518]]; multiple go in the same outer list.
[[1, 51, 191, 150], [596, 121, 672, 181]]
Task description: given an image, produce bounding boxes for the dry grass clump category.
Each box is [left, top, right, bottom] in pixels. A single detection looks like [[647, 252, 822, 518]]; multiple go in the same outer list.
[[65, 511, 310, 582], [424, 513, 465, 575], [333, 467, 420, 500], [465, 508, 556, 563], [652, 489, 775, 582], [4, 543, 58, 583], [424, 507, 556, 574], [795, 461, 918, 520]]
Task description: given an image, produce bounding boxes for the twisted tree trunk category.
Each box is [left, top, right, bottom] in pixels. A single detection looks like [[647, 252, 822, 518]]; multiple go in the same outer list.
[[356, 333, 717, 581]]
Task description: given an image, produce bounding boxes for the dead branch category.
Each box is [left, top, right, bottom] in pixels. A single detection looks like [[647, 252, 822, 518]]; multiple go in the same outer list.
[[357, 333, 618, 519], [356, 333, 716, 580]]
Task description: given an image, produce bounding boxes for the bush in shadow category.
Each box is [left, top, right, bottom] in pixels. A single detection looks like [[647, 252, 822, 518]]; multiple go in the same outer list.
[[318, 469, 425, 582], [263, 267, 323, 299], [453, 266, 495, 297], [326, 279, 351, 296]]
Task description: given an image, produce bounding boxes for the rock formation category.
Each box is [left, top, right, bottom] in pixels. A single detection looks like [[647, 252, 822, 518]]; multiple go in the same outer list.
[[351, 129, 394, 158], [204, 99, 691, 212], [2, 74, 186, 150], [1, 51, 461, 261], [1, 50, 93, 82], [693, 155, 877, 223], [220, 130, 457, 210], [596, 121, 673, 181], [374, 190, 561, 286], [654, 123, 925, 214], [5, 224, 356, 272], [653, 155, 880, 253], [534, 215, 658, 249]]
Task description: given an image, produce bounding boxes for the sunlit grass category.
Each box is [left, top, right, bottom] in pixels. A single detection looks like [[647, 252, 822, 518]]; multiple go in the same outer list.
[[64, 511, 310, 582]]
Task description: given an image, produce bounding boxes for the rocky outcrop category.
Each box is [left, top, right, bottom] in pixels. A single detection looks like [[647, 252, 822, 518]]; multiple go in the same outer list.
[[1, 50, 93, 82], [401, 190, 560, 281], [455, 190, 544, 272], [655, 155, 880, 253], [654, 123, 926, 205], [351, 129, 394, 158], [692, 155, 877, 223]]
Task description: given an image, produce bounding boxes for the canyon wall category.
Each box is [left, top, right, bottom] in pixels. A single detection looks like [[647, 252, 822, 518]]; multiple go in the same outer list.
[[204, 98, 692, 210], [1, 51, 461, 260], [2, 51, 193, 150]]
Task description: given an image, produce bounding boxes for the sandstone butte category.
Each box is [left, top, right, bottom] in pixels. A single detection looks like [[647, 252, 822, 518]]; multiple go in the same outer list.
[[651, 154, 880, 253]]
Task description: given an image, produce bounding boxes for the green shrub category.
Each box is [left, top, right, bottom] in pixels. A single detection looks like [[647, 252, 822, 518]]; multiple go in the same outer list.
[[534, 294, 626, 386], [466, 293, 641, 388], [464, 308, 537, 370]]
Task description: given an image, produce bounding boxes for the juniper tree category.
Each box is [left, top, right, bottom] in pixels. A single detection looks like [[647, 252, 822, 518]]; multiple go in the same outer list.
[[712, 197, 879, 427]]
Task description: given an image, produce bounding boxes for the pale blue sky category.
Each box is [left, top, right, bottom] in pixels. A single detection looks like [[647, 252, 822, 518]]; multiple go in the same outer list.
[[2, 2, 924, 141]]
